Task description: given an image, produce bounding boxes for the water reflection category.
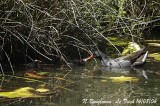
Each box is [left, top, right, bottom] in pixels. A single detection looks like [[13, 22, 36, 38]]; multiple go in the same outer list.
[[83, 64, 148, 80], [0, 62, 160, 106]]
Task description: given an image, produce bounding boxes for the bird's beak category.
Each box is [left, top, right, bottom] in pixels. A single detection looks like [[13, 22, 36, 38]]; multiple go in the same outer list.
[[83, 54, 94, 62]]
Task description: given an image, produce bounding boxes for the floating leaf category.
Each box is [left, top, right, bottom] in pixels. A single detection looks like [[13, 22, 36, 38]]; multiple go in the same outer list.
[[149, 53, 160, 61], [0, 87, 43, 98], [35, 88, 49, 93], [108, 76, 139, 83], [24, 71, 46, 79]]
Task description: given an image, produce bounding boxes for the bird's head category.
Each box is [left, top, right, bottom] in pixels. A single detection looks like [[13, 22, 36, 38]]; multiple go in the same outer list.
[[83, 50, 106, 61]]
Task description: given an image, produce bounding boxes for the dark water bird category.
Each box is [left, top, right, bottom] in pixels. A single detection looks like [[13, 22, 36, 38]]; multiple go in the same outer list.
[[85, 47, 148, 68]]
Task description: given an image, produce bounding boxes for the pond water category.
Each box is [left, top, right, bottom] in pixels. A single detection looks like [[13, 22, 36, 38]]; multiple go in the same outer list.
[[0, 60, 160, 106]]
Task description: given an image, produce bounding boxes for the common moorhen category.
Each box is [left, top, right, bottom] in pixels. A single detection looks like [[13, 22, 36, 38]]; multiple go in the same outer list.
[[85, 47, 148, 68]]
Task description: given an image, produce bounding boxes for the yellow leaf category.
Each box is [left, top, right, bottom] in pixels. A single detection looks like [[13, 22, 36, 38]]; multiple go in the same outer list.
[[0, 87, 43, 98], [149, 53, 160, 61], [35, 88, 49, 93], [108, 76, 139, 83]]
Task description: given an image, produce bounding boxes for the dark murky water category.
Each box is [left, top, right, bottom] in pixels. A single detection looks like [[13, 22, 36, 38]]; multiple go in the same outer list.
[[0, 60, 160, 106]]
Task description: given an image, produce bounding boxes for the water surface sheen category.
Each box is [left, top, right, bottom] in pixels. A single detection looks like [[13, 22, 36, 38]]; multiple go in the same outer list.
[[0, 61, 160, 106]]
